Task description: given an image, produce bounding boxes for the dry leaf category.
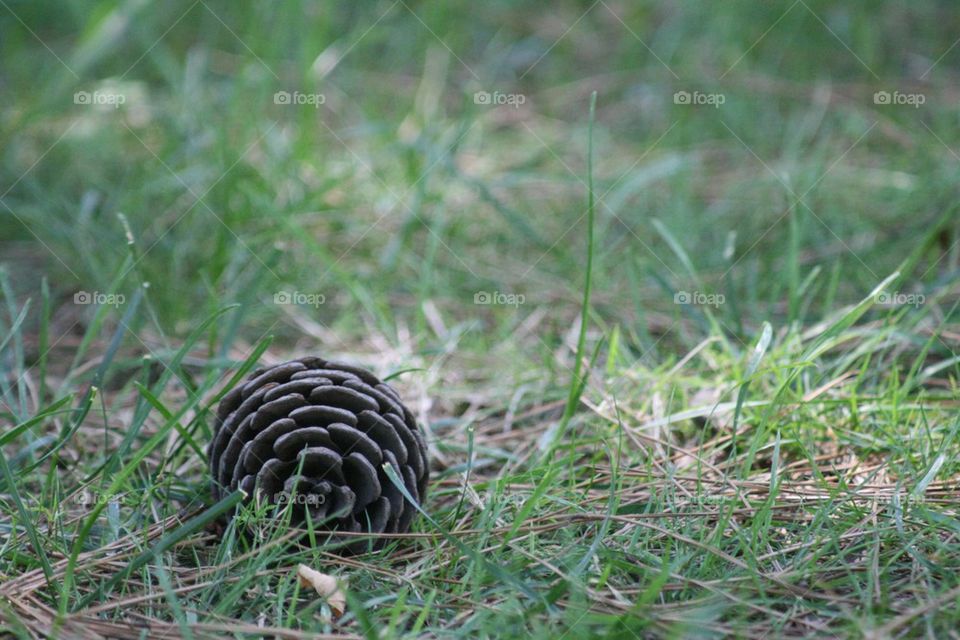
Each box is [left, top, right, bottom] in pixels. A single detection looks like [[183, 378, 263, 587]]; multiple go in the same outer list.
[[296, 564, 346, 618]]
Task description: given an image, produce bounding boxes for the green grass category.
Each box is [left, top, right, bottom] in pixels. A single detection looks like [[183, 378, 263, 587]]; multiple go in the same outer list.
[[1, 0, 959, 637]]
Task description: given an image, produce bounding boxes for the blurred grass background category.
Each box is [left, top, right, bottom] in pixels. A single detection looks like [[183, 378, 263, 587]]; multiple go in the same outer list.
[[3, 0, 957, 354]]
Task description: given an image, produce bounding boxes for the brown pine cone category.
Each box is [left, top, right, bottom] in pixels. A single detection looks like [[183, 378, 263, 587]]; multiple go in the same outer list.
[[209, 356, 429, 549]]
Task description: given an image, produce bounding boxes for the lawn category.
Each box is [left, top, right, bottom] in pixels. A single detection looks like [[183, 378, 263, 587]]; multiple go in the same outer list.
[[1, 1, 959, 638]]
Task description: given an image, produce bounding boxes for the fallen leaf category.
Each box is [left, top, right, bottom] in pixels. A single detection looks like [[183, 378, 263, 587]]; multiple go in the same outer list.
[[296, 564, 346, 618]]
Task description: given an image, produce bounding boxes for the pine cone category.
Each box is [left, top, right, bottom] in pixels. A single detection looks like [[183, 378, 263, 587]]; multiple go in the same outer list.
[[210, 356, 429, 549]]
